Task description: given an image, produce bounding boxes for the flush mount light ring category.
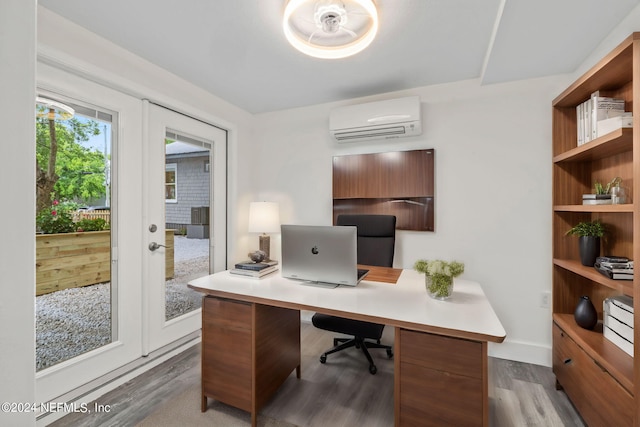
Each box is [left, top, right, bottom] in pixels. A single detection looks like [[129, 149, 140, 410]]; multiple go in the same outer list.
[[283, 0, 378, 59], [36, 96, 75, 121]]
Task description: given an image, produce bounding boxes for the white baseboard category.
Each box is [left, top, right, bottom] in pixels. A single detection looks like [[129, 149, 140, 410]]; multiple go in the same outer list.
[[303, 310, 552, 367], [489, 339, 552, 367]]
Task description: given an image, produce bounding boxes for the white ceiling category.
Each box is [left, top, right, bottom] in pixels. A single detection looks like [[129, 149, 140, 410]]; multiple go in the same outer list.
[[39, 0, 640, 114]]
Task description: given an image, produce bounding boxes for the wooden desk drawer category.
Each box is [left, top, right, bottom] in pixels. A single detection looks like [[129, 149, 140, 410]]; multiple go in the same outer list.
[[399, 329, 482, 378], [203, 296, 251, 330], [553, 323, 633, 427], [398, 361, 483, 426]]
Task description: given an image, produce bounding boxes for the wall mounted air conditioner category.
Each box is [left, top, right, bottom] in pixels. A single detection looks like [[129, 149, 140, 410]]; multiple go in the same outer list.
[[329, 96, 422, 142]]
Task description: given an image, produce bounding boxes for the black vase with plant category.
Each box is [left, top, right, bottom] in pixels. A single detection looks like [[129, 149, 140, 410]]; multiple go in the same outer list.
[[566, 221, 605, 266]]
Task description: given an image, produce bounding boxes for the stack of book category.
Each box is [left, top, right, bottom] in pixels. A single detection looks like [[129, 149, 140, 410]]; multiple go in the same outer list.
[[230, 260, 279, 278], [576, 91, 626, 146], [582, 194, 612, 205], [594, 256, 633, 280], [603, 295, 634, 357]]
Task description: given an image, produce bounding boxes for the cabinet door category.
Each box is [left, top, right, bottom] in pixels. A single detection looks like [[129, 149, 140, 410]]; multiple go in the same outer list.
[[202, 297, 252, 411], [553, 323, 633, 426], [397, 329, 486, 426]]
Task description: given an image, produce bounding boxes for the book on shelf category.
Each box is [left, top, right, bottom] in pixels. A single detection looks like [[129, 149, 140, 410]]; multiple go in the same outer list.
[[595, 263, 633, 280], [234, 260, 279, 271], [582, 199, 612, 205], [582, 194, 613, 200], [582, 194, 612, 205], [576, 92, 626, 146], [597, 112, 632, 138], [604, 312, 634, 343], [230, 265, 278, 278], [603, 325, 634, 357], [596, 256, 630, 264]]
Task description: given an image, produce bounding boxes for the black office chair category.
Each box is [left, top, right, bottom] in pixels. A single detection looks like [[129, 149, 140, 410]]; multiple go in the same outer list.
[[311, 214, 396, 374]]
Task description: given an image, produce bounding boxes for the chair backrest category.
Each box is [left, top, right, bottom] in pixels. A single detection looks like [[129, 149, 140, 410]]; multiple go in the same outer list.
[[336, 214, 396, 267]]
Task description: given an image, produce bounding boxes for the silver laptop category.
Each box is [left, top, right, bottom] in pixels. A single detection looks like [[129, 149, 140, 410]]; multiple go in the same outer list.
[[281, 225, 369, 288]]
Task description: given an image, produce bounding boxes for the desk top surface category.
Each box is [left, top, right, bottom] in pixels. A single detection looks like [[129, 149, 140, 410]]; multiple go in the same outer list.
[[189, 267, 506, 343]]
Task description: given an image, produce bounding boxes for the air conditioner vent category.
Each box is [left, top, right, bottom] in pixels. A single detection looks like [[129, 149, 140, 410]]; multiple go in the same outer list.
[[329, 96, 422, 142]]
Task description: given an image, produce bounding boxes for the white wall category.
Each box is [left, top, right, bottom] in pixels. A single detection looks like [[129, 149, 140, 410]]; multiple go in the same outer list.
[[0, 1, 36, 426], [37, 6, 256, 266], [250, 76, 569, 366]]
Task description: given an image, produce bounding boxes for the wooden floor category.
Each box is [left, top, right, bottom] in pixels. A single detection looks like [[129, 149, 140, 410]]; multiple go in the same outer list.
[[50, 322, 585, 427]]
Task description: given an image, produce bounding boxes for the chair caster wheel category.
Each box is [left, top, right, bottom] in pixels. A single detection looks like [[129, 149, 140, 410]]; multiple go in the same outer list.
[[369, 365, 377, 375], [386, 349, 393, 358], [320, 354, 327, 364]]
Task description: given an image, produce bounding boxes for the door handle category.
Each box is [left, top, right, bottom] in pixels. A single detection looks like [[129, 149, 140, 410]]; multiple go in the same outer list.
[[149, 242, 171, 251]]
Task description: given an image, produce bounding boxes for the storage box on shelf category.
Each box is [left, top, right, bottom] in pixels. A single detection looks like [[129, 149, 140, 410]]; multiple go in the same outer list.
[[552, 32, 639, 426], [603, 295, 634, 357]]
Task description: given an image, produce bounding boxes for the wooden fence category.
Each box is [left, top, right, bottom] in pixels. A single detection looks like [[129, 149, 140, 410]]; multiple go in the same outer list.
[[36, 230, 174, 296], [73, 209, 111, 224]]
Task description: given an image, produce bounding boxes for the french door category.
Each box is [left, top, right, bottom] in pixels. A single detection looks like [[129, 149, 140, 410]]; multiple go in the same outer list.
[[36, 63, 144, 404], [144, 102, 227, 353], [35, 65, 228, 406]]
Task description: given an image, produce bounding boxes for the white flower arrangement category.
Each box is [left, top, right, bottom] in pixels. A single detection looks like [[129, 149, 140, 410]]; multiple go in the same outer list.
[[414, 259, 464, 298]]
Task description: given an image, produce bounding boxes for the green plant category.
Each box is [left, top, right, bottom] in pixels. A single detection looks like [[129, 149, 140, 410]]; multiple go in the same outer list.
[[414, 259, 465, 298], [75, 218, 108, 232], [565, 221, 605, 237], [36, 200, 75, 234], [594, 176, 622, 195]]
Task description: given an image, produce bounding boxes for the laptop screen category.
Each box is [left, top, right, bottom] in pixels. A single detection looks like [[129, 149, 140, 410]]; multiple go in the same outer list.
[[281, 225, 367, 287]]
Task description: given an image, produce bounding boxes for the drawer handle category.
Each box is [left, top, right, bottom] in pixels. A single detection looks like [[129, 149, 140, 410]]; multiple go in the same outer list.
[[564, 358, 572, 364]]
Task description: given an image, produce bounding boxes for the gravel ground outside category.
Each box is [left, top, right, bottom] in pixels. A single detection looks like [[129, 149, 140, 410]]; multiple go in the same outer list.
[[36, 236, 209, 371]]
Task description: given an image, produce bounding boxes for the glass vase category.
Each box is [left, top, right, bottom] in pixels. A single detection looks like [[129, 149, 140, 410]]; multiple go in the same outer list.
[[425, 274, 453, 300]]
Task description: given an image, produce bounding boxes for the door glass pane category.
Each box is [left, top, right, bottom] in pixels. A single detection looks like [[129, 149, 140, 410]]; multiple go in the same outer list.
[[35, 95, 115, 371], [164, 135, 210, 321]]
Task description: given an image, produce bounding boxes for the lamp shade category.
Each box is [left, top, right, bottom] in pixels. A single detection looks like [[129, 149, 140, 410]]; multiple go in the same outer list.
[[248, 202, 280, 234]]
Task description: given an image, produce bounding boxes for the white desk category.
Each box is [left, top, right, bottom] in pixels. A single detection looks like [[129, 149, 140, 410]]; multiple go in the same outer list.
[[189, 267, 506, 426]]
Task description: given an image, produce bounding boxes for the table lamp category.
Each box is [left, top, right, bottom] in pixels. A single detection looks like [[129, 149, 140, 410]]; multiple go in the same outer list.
[[248, 201, 280, 261]]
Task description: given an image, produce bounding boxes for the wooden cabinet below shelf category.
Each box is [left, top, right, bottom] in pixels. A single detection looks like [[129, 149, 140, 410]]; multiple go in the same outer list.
[[553, 320, 634, 427]]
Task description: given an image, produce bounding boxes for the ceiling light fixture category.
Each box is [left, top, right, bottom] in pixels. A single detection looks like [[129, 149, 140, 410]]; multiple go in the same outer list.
[[36, 96, 75, 120], [283, 0, 379, 59]]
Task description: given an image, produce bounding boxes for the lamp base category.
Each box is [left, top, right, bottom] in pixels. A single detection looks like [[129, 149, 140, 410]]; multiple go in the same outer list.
[[258, 234, 271, 261]]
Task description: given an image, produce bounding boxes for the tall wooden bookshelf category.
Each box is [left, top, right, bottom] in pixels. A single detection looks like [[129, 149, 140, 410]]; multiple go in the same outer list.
[[552, 33, 640, 426]]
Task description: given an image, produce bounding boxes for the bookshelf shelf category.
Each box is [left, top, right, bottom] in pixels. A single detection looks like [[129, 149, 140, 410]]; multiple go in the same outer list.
[[553, 258, 633, 295], [552, 128, 632, 163], [553, 204, 633, 213], [552, 32, 639, 425]]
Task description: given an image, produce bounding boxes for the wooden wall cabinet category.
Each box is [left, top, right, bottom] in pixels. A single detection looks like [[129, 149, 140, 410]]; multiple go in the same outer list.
[[551, 33, 639, 426], [333, 149, 434, 231]]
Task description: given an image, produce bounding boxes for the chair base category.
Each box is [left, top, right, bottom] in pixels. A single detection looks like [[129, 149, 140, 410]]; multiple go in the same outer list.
[[319, 336, 393, 375]]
